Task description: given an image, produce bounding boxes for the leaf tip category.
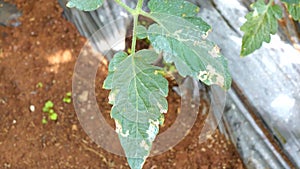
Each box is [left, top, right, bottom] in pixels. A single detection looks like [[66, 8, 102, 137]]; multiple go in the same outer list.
[[127, 157, 146, 169], [240, 53, 247, 57], [66, 1, 74, 8]]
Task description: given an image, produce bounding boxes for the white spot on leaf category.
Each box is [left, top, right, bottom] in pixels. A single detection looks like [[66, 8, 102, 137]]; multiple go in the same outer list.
[[140, 140, 150, 150], [174, 29, 183, 35], [146, 119, 159, 142], [201, 29, 211, 39], [198, 65, 225, 87], [209, 45, 221, 58], [198, 70, 209, 81], [206, 65, 224, 86], [157, 102, 167, 114], [108, 89, 118, 104], [115, 120, 129, 137]]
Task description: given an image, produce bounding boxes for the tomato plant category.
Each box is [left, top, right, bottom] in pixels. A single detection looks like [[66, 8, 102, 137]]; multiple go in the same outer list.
[[66, 0, 299, 168]]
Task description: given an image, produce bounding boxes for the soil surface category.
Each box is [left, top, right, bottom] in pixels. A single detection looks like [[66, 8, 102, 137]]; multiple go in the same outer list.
[[0, 0, 244, 168]]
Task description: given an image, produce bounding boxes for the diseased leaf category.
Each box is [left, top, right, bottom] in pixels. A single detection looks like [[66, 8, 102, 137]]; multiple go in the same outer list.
[[147, 0, 231, 89], [148, 0, 200, 17], [103, 50, 168, 169], [240, 0, 282, 56], [148, 0, 210, 35], [66, 0, 103, 11]]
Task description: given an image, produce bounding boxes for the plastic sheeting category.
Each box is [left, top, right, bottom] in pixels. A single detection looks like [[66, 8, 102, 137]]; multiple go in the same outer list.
[[0, 0, 21, 27]]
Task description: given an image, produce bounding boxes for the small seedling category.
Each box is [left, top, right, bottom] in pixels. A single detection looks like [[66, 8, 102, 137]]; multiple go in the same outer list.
[[36, 82, 43, 88], [42, 117, 48, 124], [62, 92, 72, 103], [42, 100, 58, 123]]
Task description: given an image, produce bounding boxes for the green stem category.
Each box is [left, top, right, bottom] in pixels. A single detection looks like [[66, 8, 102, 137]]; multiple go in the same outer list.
[[113, 0, 135, 14], [131, 0, 144, 54], [131, 15, 139, 54], [113, 0, 144, 54], [136, 0, 144, 10]]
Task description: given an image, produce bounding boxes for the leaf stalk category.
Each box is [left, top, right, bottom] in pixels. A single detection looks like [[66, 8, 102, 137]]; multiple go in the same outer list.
[[113, 0, 145, 55], [113, 0, 135, 14], [131, 0, 144, 54]]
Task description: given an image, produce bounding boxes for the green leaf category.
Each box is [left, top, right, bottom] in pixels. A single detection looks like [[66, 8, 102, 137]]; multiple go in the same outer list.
[[147, 0, 231, 89], [281, 0, 299, 4], [285, 3, 300, 21], [66, 92, 72, 97], [136, 25, 148, 39], [240, 0, 282, 56], [45, 101, 54, 109], [63, 98, 72, 103], [148, 0, 211, 36], [66, 0, 103, 11], [103, 52, 128, 90], [49, 113, 58, 121], [42, 107, 49, 113], [42, 118, 48, 124], [103, 50, 168, 169], [148, 0, 200, 17]]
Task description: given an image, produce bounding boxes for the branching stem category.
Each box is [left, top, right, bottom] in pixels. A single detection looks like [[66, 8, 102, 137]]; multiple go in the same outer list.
[[131, 0, 144, 54], [113, 0, 145, 54]]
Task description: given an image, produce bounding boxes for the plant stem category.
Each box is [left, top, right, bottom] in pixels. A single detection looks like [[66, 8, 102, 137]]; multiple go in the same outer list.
[[136, 0, 144, 10], [113, 0, 135, 14], [131, 15, 139, 54], [131, 0, 144, 54], [113, 0, 144, 54]]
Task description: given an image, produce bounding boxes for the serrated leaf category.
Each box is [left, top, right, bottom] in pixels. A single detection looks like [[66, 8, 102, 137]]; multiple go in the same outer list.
[[108, 51, 128, 73], [148, 0, 200, 17], [148, 0, 211, 36], [147, 0, 231, 89], [240, 0, 282, 56], [103, 50, 168, 169], [286, 3, 300, 21], [66, 0, 103, 11]]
